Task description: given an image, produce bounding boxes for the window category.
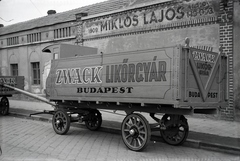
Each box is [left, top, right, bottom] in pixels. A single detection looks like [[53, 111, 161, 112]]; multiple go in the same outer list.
[[7, 36, 19, 46], [54, 27, 71, 39], [31, 62, 40, 85], [11, 64, 18, 76], [27, 33, 41, 43]]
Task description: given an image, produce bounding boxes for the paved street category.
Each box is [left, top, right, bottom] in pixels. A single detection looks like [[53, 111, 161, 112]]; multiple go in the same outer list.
[[0, 116, 239, 161]]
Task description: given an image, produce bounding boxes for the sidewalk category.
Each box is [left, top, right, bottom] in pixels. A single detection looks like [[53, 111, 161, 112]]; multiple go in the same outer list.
[[8, 100, 240, 155]]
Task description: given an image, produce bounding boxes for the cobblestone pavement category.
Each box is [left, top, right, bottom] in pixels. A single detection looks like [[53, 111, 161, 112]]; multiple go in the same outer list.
[[9, 100, 240, 139], [0, 116, 239, 161]]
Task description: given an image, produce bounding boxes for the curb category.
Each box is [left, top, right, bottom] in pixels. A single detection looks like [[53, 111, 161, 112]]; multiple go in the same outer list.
[[8, 111, 240, 155]]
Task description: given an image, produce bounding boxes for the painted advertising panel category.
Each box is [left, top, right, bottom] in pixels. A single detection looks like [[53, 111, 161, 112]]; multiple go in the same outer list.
[[83, 0, 219, 39], [187, 48, 221, 102], [48, 47, 175, 102]]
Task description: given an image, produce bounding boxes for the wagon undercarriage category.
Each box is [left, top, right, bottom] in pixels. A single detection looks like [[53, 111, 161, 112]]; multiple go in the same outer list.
[[43, 100, 192, 151]]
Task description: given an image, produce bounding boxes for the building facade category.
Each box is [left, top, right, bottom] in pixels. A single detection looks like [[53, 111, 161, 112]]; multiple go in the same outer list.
[[0, 0, 239, 120]]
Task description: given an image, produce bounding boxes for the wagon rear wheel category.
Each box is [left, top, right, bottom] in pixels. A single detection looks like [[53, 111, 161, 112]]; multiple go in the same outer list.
[[85, 110, 102, 131], [1, 97, 9, 116], [160, 114, 189, 145], [52, 109, 70, 135], [121, 113, 151, 151]]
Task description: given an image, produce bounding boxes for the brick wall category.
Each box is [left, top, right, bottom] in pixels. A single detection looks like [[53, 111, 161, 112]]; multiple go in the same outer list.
[[218, 0, 234, 120]]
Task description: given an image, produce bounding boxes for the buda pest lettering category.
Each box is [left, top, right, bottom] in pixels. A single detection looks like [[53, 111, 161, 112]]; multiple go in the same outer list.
[[55, 59, 167, 94]]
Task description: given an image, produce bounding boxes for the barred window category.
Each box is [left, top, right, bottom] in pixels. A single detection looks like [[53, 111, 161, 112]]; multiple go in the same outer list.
[[54, 27, 71, 39], [27, 33, 41, 43], [11, 64, 18, 76], [7, 37, 19, 46], [31, 62, 40, 85]]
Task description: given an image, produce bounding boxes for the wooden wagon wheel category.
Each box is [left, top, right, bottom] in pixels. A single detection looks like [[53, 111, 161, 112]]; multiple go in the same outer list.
[[160, 114, 189, 145], [121, 113, 151, 151], [1, 97, 9, 116], [52, 109, 70, 135], [85, 109, 102, 131]]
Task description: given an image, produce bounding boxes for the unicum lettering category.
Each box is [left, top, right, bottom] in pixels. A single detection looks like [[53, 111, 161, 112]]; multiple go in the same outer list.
[[55, 66, 103, 85], [106, 59, 167, 83]]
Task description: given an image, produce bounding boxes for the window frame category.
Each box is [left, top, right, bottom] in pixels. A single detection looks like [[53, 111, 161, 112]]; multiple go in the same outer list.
[[31, 62, 40, 85], [10, 63, 18, 76]]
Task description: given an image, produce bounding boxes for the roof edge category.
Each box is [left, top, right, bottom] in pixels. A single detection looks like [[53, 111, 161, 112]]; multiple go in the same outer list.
[[82, 0, 171, 20]]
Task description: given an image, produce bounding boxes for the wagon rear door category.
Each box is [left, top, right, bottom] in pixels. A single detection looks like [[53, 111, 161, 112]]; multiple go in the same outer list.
[[180, 47, 228, 109]]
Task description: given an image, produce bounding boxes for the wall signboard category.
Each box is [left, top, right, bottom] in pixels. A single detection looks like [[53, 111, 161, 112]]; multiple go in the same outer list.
[[83, 0, 219, 39]]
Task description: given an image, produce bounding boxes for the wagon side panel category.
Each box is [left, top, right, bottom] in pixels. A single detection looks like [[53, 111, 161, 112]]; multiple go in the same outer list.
[[47, 47, 181, 105]]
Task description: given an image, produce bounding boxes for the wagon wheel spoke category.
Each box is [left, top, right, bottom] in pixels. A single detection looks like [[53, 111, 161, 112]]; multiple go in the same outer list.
[[126, 122, 131, 128], [133, 117, 137, 125], [138, 125, 144, 130], [124, 129, 130, 132], [136, 138, 142, 146], [136, 120, 141, 127], [133, 138, 137, 147], [121, 113, 151, 151], [139, 131, 146, 135], [125, 134, 132, 139], [138, 135, 144, 142]]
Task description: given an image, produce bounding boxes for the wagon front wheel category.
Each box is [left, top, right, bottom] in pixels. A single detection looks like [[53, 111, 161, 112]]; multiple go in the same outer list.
[[160, 114, 189, 145], [52, 109, 70, 135], [1, 97, 9, 115], [85, 110, 102, 131], [121, 113, 151, 151]]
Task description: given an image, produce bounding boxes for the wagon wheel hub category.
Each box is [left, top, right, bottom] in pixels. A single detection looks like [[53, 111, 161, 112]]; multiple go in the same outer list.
[[55, 118, 65, 128], [129, 128, 138, 137], [56, 119, 61, 125]]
